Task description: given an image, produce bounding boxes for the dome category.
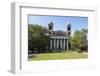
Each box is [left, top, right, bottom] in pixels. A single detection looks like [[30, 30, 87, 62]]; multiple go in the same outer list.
[[66, 22, 71, 27], [48, 21, 54, 26]]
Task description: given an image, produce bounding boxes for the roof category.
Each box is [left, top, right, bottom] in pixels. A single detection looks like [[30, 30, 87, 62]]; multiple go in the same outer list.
[[51, 30, 67, 36]]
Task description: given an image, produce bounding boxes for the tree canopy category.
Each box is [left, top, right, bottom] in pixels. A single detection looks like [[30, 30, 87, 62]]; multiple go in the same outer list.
[[28, 24, 50, 53], [69, 29, 88, 52]]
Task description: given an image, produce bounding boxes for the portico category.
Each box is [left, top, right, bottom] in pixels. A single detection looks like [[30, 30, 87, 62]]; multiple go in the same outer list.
[[50, 36, 69, 50]]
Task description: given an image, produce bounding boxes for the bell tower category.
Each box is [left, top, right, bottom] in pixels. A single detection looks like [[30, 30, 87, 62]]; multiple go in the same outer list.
[[66, 22, 71, 37], [48, 21, 54, 35]]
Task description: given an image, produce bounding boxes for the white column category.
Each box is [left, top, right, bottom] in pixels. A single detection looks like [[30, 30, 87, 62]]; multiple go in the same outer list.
[[63, 39, 65, 50], [67, 39, 69, 50], [50, 39, 52, 50], [55, 39, 57, 49], [54, 38, 55, 49], [60, 39, 62, 49], [57, 38, 59, 49]]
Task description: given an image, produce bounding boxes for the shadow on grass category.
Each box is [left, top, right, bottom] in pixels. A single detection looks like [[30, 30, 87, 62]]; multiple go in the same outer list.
[[28, 54, 37, 58]]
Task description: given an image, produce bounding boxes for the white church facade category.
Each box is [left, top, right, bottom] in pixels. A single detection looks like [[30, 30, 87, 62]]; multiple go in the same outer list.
[[47, 21, 71, 51]]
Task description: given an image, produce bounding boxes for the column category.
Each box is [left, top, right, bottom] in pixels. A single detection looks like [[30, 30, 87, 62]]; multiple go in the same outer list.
[[63, 39, 65, 50], [57, 38, 59, 49], [55, 38, 57, 49], [50, 39, 52, 50], [67, 39, 69, 50], [54, 38, 55, 50], [60, 38, 62, 49]]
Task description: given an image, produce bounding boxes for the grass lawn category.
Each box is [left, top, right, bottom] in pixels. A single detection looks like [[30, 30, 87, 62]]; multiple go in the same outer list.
[[28, 51, 88, 61]]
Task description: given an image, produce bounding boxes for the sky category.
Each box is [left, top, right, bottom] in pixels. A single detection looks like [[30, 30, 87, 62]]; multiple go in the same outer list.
[[28, 15, 88, 35]]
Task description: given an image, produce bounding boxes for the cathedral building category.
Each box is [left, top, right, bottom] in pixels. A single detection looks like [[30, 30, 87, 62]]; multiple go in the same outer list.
[[47, 21, 71, 51]]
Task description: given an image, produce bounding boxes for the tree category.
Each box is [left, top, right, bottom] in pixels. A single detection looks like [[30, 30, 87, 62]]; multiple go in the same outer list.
[[28, 24, 50, 53], [69, 29, 88, 52]]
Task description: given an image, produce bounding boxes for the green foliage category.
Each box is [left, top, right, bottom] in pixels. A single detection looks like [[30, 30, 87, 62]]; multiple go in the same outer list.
[[28, 24, 50, 53], [69, 29, 88, 52]]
